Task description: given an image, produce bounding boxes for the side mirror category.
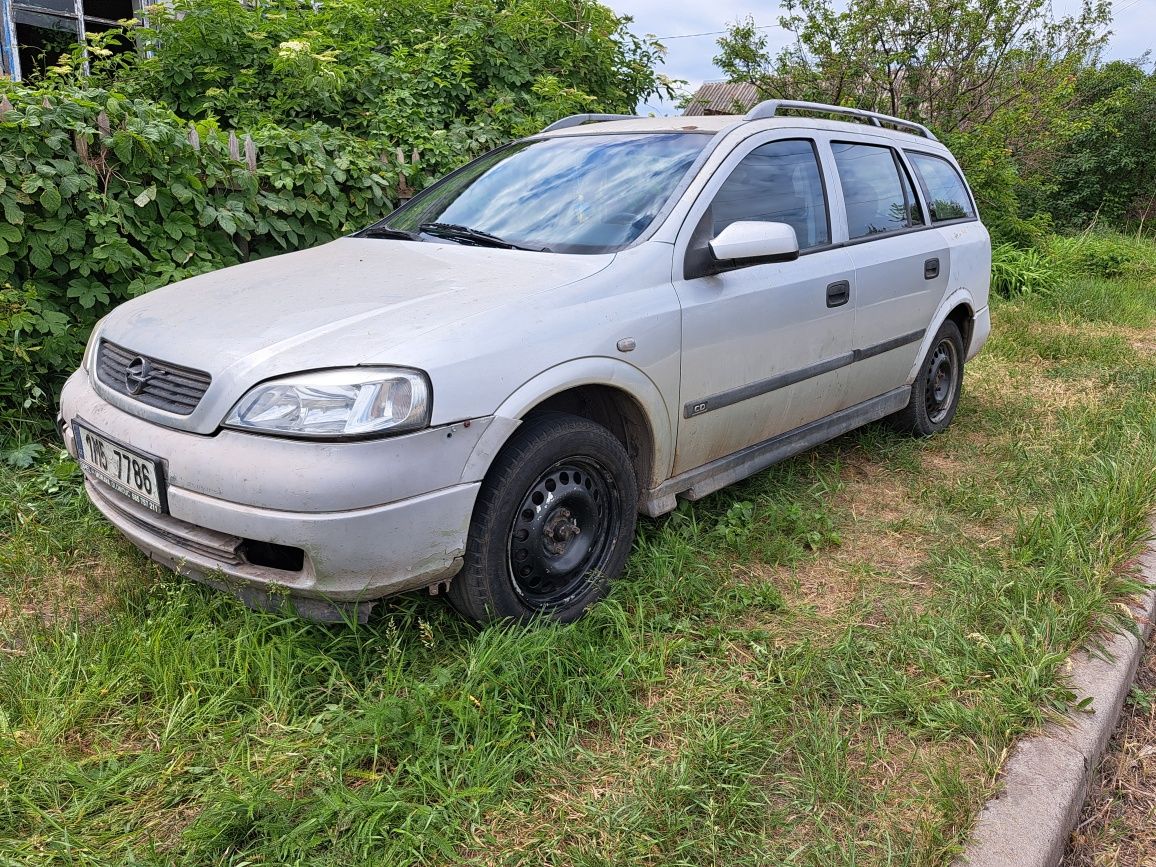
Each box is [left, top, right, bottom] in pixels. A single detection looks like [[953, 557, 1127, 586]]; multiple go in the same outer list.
[[708, 221, 800, 264]]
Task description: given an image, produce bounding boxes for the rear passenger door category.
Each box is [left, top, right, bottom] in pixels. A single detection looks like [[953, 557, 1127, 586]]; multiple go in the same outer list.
[[827, 139, 950, 407]]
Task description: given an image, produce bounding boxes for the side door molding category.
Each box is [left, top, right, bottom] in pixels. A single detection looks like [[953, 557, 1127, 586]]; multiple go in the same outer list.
[[682, 328, 924, 419]]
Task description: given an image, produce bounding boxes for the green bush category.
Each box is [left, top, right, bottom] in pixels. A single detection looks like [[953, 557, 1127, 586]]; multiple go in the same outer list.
[[0, 0, 672, 430], [0, 84, 400, 425], [1045, 62, 1156, 230], [82, 0, 670, 144], [941, 126, 1055, 248]]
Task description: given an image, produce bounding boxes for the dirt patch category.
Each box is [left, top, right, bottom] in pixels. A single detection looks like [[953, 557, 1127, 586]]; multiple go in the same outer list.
[[0, 555, 135, 627], [978, 361, 1104, 420], [1125, 328, 1156, 357], [776, 453, 930, 616], [1064, 644, 1156, 866]]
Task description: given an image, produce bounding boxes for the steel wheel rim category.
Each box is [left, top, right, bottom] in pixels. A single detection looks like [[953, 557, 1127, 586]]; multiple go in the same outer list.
[[924, 337, 959, 425], [506, 458, 618, 608]]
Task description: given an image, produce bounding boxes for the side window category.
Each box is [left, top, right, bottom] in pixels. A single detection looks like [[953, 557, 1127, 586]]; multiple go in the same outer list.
[[710, 139, 830, 249], [832, 142, 923, 239], [906, 152, 976, 223]]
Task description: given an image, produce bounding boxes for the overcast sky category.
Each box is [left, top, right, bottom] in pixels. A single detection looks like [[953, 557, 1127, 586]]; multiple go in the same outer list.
[[606, 0, 1155, 114]]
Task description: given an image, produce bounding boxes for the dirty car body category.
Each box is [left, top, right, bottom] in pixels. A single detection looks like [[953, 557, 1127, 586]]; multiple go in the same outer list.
[[59, 102, 991, 624]]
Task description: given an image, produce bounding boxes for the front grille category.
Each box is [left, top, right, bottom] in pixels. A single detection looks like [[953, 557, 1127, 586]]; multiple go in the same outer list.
[[97, 340, 211, 415]]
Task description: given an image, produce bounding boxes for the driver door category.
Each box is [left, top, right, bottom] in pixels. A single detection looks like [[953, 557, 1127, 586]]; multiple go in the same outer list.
[[671, 136, 857, 475]]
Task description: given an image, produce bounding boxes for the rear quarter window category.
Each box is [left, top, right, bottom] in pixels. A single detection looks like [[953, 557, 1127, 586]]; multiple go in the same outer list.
[[906, 152, 976, 223]]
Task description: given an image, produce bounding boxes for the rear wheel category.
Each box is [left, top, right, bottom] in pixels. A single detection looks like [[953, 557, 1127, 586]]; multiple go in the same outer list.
[[447, 413, 638, 625], [888, 319, 965, 436]]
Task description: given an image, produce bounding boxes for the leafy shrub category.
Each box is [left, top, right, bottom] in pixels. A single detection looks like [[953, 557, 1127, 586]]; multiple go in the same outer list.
[[2, 0, 672, 429], [941, 126, 1055, 248], [0, 83, 400, 424], [83, 0, 671, 144], [990, 244, 1056, 297], [1045, 62, 1156, 230]]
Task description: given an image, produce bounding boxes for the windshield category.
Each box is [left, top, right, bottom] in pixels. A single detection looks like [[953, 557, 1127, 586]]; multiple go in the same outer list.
[[374, 133, 710, 254]]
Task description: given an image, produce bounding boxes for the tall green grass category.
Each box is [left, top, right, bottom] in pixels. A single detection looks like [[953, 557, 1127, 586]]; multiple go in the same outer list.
[[992, 229, 1154, 300], [1, 241, 1155, 864]]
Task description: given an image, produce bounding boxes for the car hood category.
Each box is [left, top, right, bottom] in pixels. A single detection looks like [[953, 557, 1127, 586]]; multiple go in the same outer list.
[[94, 237, 614, 432]]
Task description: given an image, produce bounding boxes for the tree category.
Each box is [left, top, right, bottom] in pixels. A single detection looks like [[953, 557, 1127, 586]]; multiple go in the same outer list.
[[714, 0, 1115, 242], [715, 0, 1110, 134], [1046, 60, 1156, 229]]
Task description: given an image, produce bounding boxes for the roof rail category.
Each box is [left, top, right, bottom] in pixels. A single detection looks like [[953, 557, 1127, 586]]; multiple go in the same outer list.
[[540, 113, 641, 133], [744, 100, 937, 141]]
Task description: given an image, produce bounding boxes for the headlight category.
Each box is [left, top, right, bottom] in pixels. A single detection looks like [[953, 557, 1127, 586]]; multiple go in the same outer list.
[[82, 318, 107, 372], [224, 368, 431, 439]]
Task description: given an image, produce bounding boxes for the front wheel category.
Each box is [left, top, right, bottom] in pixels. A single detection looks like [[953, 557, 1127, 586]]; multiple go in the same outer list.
[[447, 413, 638, 625], [888, 319, 965, 437]]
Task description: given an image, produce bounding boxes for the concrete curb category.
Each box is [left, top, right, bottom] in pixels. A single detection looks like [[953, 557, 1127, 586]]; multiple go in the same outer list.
[[956, 522, 1156, 867]]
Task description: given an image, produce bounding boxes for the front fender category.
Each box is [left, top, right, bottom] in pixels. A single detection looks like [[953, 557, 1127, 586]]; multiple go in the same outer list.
[[460, 357, 675, 488]]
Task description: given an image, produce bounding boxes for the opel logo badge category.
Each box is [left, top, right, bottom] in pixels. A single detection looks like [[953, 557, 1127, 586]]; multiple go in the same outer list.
[[125, 356, 153, 395]]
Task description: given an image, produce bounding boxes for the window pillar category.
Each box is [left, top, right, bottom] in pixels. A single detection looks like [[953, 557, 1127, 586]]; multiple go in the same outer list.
[[3, 0, 138, 81], [1, 0, 20, 80]]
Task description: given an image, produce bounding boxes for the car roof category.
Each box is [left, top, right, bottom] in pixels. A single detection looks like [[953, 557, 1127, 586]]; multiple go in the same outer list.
[[536, 114, 946, 149]]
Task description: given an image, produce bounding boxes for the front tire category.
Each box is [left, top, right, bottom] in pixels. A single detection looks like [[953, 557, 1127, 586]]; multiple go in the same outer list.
[[447, 413, 638, 625], [888, 319, 965, 436]]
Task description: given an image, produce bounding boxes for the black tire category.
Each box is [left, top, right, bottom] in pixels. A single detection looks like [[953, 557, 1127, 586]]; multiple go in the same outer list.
[[447, 412, 638, 625], [887, 319, 965, 437]]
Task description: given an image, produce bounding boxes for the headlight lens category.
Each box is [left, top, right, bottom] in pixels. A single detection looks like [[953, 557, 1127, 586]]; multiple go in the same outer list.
[[225, 368, 431, 438], [82, 318, 106, 372]]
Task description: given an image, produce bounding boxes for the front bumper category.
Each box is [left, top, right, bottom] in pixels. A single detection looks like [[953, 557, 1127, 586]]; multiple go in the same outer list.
[[59, 370, 489, 620]]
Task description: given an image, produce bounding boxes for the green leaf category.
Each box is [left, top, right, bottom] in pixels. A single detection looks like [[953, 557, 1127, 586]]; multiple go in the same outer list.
[[40, 185, 62, 213], [3, 442, 44, 469], [2, 198, 25, 227], [133, 185, 158, 208], [29, 244, 53, 269]]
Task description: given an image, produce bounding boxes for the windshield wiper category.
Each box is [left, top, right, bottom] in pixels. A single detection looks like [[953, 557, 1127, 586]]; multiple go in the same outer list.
[[419, 222, 546, 252], [359, 224, 420, 241]]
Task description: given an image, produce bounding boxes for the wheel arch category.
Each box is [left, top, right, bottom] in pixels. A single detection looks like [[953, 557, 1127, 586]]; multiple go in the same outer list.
[[906, 290, 976, 385], [460, 359, 674, 495]]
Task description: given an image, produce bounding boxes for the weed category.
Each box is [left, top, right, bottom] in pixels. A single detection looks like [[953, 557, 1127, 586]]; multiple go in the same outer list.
[[2, 242, 1155, 864], [1127, 686, 1156, 712], [991, 243, 1056, 297]]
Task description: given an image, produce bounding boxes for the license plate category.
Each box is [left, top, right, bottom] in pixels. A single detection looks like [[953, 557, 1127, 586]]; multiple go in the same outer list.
[[73, 422, 167, 513]]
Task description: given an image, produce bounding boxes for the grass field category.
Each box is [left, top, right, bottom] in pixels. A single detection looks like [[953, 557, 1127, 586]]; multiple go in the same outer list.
[[2, 239, 1155, 865]]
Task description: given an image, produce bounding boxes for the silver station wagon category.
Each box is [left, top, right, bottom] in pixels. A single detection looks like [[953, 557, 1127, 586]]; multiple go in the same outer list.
[[58, 100, 991, 624]]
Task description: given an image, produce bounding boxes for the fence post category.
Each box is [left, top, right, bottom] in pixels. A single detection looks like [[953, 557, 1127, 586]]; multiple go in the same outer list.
[[395, 148, 420, 202], [243, 134, 256, 172]]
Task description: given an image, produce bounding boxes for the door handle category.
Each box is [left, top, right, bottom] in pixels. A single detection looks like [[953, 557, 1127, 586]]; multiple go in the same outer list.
[[924, 257, 940, 280], [826, 280, 850, 308]]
